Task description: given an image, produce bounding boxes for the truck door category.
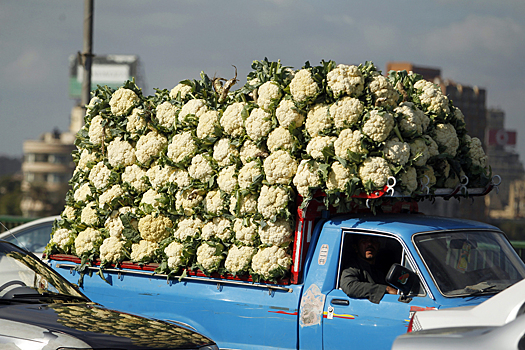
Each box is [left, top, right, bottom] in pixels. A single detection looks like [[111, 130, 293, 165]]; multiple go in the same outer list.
[[322, 232, 433, 349]]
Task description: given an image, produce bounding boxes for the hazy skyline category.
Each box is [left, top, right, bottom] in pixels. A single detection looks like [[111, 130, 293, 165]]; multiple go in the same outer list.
[[1, 1, 524, 164]]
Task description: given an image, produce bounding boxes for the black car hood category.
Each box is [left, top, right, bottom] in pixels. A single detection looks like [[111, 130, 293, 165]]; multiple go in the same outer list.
[[0, 303, 214, 349]]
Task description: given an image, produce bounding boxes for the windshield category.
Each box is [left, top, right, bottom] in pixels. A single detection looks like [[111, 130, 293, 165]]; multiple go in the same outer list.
[[414, 230, 525, 297], [0, 242, 86, 302]]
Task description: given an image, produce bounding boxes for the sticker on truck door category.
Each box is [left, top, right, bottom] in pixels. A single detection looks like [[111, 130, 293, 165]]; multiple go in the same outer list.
[[300, 284, 325, 327], [318, 244, 329, 265]]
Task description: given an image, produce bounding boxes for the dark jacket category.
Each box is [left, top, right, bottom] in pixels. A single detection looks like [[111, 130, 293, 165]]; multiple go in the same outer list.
[[340, 257, 389, 304]]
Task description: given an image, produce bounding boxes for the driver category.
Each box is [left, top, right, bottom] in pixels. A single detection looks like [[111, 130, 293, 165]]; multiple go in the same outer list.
[[340, 235, 397, 304]]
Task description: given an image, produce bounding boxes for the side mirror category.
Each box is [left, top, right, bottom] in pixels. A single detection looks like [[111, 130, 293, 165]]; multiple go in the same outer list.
[[386, 263, 419, 296]]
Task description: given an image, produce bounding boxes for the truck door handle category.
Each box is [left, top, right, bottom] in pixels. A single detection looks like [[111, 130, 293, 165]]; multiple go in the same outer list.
[[331, 299, 349, 305]]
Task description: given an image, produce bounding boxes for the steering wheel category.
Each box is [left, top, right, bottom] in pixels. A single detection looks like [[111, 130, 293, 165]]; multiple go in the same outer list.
[[0, 280, 27, 293]]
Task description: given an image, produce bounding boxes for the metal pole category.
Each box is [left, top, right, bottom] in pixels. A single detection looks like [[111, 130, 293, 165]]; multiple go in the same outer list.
[[81, 0, 94, 115]]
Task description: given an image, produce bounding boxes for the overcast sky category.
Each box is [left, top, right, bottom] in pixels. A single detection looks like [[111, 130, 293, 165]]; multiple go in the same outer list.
[[1, 0, 524, 164]]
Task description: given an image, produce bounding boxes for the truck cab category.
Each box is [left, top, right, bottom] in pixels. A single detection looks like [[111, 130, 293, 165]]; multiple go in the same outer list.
[[302, 212, 525, 349]]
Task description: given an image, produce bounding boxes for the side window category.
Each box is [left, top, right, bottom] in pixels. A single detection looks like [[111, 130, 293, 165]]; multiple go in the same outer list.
[[338, 232, 426, 297], [338, 233, 402, 287]]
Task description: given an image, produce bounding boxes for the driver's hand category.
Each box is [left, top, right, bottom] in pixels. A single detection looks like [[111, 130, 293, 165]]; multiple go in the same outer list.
[[386, 286, 397, 294]]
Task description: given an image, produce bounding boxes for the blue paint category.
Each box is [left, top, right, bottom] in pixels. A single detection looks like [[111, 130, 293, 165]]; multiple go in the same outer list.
[[50, 213, 522, 350]]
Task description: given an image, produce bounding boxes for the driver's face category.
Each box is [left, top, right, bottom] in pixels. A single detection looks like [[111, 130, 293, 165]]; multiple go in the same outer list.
[[357, 236, 380, 261]]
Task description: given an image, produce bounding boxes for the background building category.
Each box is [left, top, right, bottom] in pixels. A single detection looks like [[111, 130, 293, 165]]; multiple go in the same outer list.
[[19, 54, 144, 217]]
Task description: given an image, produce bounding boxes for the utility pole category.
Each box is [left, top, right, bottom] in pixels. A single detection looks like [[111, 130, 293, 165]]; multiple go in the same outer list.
[[80, 0, 94, 116]]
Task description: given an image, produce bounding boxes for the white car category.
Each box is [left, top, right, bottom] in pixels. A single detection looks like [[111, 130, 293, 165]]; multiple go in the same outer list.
[[409, 277, 525, 332], [392, 314, 525, 350], [0, 216, 58, 258]]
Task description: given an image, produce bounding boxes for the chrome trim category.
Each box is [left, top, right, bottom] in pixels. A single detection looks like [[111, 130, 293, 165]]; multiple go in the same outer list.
[[54, 263, 293, 293]]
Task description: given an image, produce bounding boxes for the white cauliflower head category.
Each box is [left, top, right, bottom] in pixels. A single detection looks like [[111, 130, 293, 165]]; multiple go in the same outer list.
[[257, 81, 282, 111], [225, 245, 256, 274], [266, 126, 294, 152], [88, 115, 110, 146], [276, 99, 305, 129], [169, 83, 192, 100], [240, 140, 269, 164], [204, 190, 225, 215], [167, 131, 196, 163], [170, 168, 191, 188], [305, 104, 332, 137], [327, 64, 364, 97], [99, 185, 124, 208], [175, 190, 204, 216], [306, 136, 336, 160], [399, 167, 418, 194], [88, 162, 112, 190], [131, 240, 158, 262], [414, 79, 450, 114], [383, 139, 410, 166], [289, 69, 319, 102], [73, 183, 92, 203], [213, 138, 239, 167], [179, 99, 207, 122], [155, 101, 179, 129], [122, 164, 148, 192], [465, 135, 487, 168], [369, 73, 399, 107], [126, 108, 148, 135], [229, 193, 258, 216], [217, 165, 238, 194], [196, 243, 224, 272], [257, 185, 289, 219], [135, 131, 168, 164], [99, 237, 126, 264], [410, 138, 431, 167], [221, 102, 246, 137], [164, 241, 185, 270], [138, 214, 173, 243], [109, 88, 140, 116], [174, 217, 204, 241], [358, 157, 392, 188], [329, 96, 364, 129], [326, 161, 351, 192], [263, 150, 298, 185], [140, 189, 162, 209], [238, 161, 262, 189], [395, 102, 429, 135], [245, 108, 272, 142], [188, 154, 214, 183], [293, 160, 321, 198], [334, 129, 365, 159], [80, 202, 99, 226], [433, 123, 459, 157], [197, 110, 219, 139], [259, 219, 293, 247], [51, 228, 74, 251], [362, 110, 394, 142], [107, 137, 136, 168], [77, 149, 97, 171], [233, 218, 258, 246], [75, 227, 102, 256], [147, 164, 175, 190], [251, 246, 291, 279]]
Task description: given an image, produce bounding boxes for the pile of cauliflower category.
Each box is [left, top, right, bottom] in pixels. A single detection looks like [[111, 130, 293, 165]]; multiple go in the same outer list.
[[45, 59, 490, 282]]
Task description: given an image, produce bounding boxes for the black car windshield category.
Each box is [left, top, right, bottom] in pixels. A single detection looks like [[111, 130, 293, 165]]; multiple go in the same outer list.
[[414, 230, 525, 297], [0, 242, 86, 302]]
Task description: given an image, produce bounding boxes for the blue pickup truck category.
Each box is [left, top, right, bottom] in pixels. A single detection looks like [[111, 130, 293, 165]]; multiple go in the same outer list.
[[48, 197, 525, 350]]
